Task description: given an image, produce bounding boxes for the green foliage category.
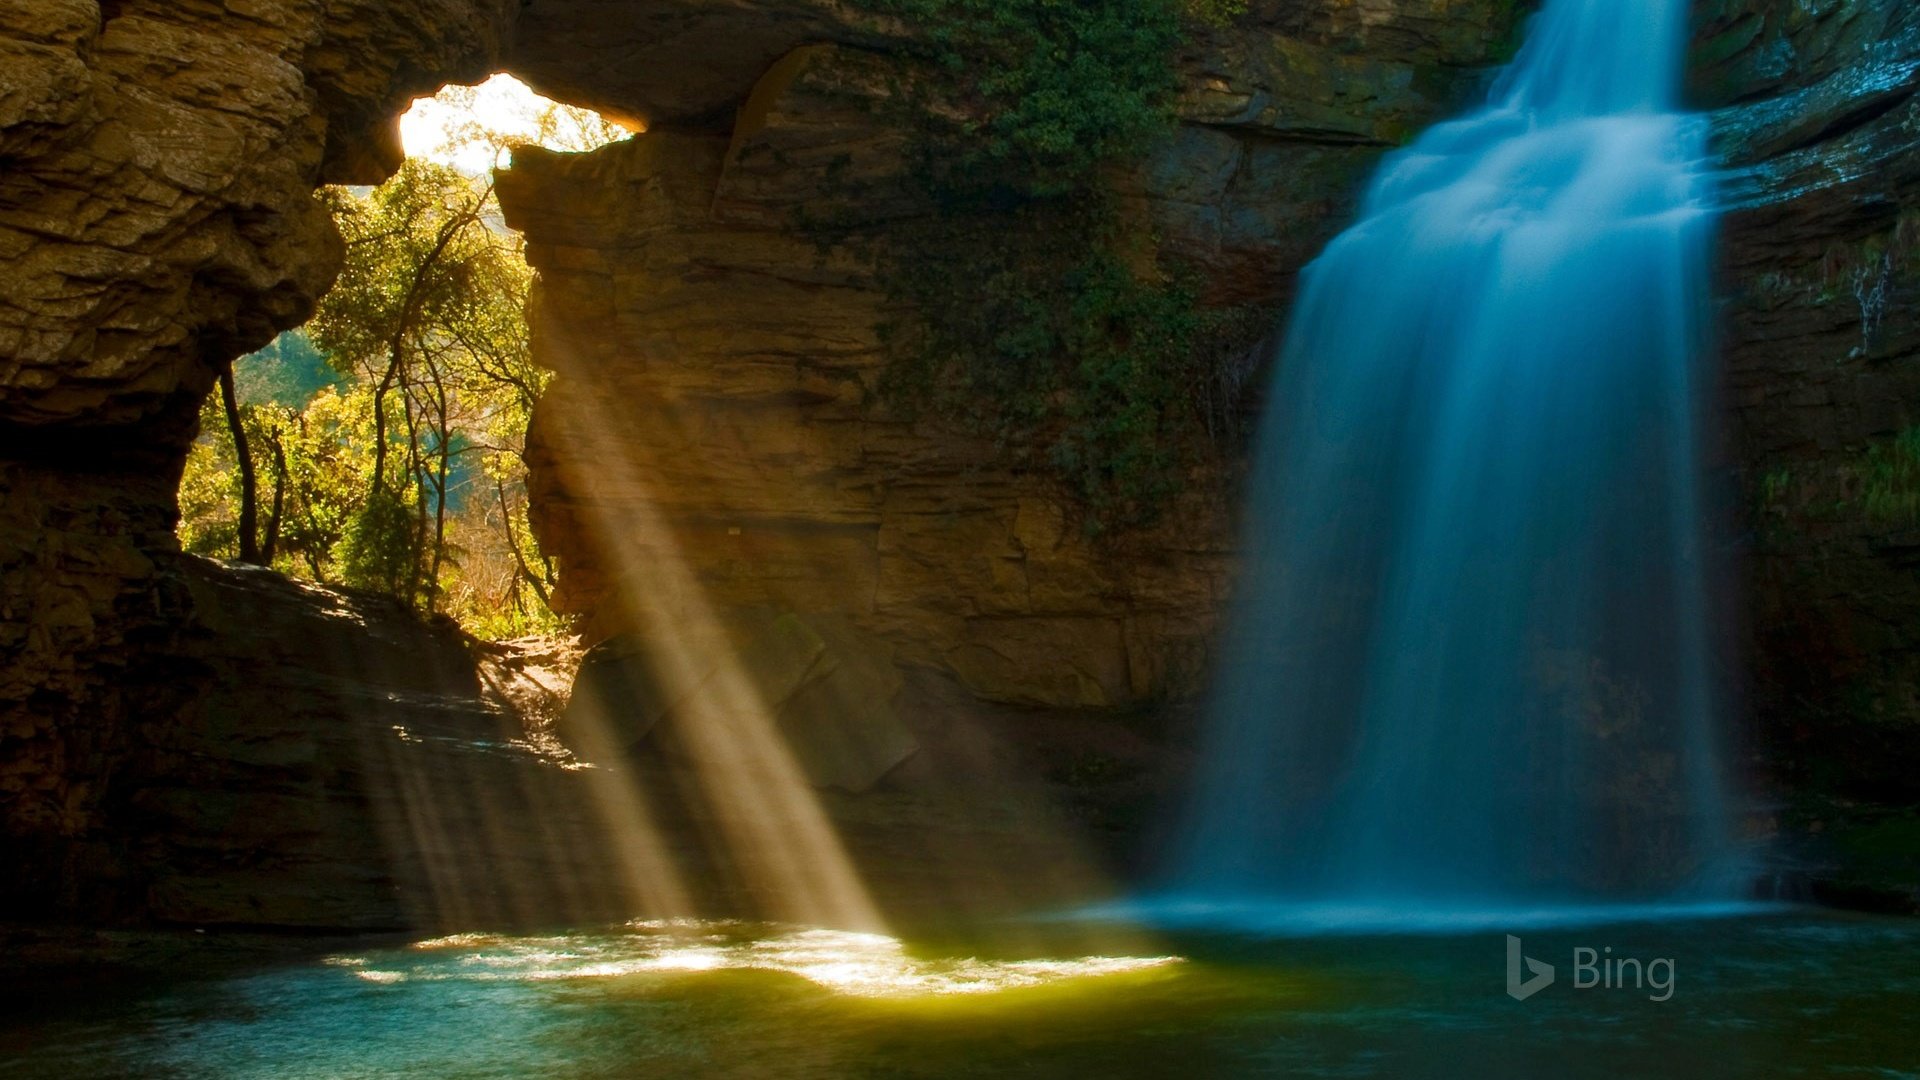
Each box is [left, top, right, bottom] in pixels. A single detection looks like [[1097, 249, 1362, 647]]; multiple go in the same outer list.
[[180, 161, 560, 638], [848, 0, 1267, 528], [1184, 0, 1248, 28], [278, 389, 380, 571], [1759, 468, 1793, 510], [310, 160, 527, 397], [858, 0, 1195, 197], [178, 393, 248, 559], [1861, 427, 1920, 525], [879, 197, 1267, 527], [338, 487, 419, 596], [440, 473, 566, 640], [308, 159, 550, 615], [179, 384, 372, 573]]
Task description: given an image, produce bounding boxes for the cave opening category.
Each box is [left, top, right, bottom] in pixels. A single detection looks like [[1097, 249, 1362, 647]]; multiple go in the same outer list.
[[176, 74, 627, 643], [164, 67, 908, 937], [12, 3, 1920, 1072]]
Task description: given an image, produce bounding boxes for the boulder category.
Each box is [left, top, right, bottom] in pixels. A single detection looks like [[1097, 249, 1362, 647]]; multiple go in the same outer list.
[[773, 614, 916, 794], [560, 611, 918, 793], [556, 635, 678, 758]]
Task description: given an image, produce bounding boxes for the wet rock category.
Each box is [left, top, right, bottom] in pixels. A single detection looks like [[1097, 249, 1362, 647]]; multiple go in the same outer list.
[[1697, 0, 1920, 810]]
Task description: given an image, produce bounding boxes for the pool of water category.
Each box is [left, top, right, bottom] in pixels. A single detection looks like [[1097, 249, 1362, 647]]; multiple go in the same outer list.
[[4, 911, 1916, 1078]]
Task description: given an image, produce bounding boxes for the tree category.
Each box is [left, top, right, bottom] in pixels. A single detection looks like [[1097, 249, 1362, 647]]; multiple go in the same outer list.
[[180, 378, 382, 582], [308, 160, 554, 620], [177, 84, 613, 635], [217, 365, 261, 564], [312, 163, 484, 604]]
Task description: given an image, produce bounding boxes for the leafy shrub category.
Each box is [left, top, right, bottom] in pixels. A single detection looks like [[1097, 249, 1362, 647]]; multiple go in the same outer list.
[[337, 487, 420, 597]]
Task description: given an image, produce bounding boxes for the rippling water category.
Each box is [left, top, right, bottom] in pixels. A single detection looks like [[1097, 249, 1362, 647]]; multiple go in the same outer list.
[[5, 912, 1917, 1077]]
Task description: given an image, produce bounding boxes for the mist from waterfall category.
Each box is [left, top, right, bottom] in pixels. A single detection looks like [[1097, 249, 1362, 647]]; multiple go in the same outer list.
[[1168, 0, 1740, 922]]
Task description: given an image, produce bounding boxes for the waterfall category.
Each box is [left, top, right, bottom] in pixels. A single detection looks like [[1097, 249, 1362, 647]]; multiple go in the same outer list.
[[1169, 0, 1739, 921]]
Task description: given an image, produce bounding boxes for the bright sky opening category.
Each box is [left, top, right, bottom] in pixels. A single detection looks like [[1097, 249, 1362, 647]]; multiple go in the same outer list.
[[400, 74, 630, 173]]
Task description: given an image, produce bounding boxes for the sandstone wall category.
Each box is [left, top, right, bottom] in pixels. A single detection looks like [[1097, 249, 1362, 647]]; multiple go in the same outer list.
[[2, 0, 1919, 928], [499, 0, 1920, 817], [497, 4, 1525, 709], [0, 0, 517, 920]]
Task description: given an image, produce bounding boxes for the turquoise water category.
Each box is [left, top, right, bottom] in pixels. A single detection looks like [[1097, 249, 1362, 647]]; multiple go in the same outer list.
[[5, 912, 1916, 1078]]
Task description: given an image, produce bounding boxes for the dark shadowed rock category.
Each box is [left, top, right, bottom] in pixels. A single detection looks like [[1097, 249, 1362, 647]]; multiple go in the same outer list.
[[559, 611, 917, 794], [774, 614, 917, 794], [557, 635, 677, 759]]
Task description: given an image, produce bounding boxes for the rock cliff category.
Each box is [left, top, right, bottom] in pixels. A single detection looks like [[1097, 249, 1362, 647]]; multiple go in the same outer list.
[[1701, 1, 1920, 810], [0, 0, 518, 924], [495, 3, 1525, 708], [1694, 0, 1920, 903], [2, 0, 1918, 928]]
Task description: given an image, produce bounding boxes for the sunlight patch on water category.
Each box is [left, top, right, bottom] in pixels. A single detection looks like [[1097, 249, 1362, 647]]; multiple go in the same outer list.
[[331, 921, 1182, 999]]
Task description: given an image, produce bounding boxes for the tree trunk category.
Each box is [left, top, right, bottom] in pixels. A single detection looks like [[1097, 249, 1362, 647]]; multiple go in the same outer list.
[[497, 477, 553, 611], [428, 373, 453, 613], [219, 368, 260, 564], [262, 429, 288, 565], [367, 192, 488, 504], [399, 367, 428, 607]]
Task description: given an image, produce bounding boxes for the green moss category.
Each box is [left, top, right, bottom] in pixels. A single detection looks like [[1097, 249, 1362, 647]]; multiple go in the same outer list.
[[1184, 0, 1248, 29], [854, 0, 1191, 196], [1759, 467, 1793, 511], [874, 198, 1271, 528], [847, 0, 1267, 529], [1860, 427, 1920, 525], [1815, 210, 1920, 347]]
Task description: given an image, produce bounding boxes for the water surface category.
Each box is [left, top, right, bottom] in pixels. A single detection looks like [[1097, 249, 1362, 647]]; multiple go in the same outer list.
[[5, 912, 1916, 1078]]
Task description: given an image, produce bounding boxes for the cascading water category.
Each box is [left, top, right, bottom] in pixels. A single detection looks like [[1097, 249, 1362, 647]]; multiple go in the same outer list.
[[1168, 0, 1741, 924]]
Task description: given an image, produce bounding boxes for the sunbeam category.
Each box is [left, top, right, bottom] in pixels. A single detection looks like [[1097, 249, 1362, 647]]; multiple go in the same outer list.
[[537, 323, 886, 932]]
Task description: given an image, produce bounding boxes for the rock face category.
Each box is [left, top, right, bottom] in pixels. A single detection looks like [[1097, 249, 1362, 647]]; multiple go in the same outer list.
[[0, 0, 519, 922], [7, 554, 1162, 932], [4, 0, 1920, 930], [496, 6, 1524, 709], [1696, 0, 1920, 810], [6, 554, 643, 930], [0, 0, 516, 433], [563, 612, 917, 793]]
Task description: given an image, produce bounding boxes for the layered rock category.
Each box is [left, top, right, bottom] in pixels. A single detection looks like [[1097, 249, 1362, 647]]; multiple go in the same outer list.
[[3, 0, 1920, 931], [0, 0, 520, 921], [0, 0, 517, 433], [86, 557, 631, 931], [498, 8, 1524, 709], [1697, 0, 1920, 811], [563, 612, 918, 794]]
